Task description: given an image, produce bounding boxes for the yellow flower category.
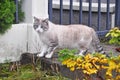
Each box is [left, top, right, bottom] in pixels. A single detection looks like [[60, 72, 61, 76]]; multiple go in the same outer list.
[[106, 69, 112, 77], [66, 60, 76, 68], [92, 57, 99, 61], [101, 65, 108, 69], [76, 58, 83, 63], [106, 60, 117, 77], [108, 60, 117, 69], [82, 61, 98, 75], [70, 67, 75, 71], [84, 54, 92, 61], [76, 62, 82, 69], [84, 63, 92, 69], [91, 58, 100, 69], [62, 59, 71, 65], [99, 58, 108, 64], [83, 68, 98, 75], [116, 64, 120, 72], [115, 75, 120, 80], [88, 68, 98, 74], [83, 70, 88, 74]]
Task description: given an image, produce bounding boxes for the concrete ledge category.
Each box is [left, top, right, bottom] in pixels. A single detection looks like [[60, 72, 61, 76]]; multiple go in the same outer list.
[[53, 1, 115, 13]]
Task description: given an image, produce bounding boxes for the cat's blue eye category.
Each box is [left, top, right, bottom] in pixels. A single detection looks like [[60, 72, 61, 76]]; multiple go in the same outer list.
[[34, 25, 38, 29]]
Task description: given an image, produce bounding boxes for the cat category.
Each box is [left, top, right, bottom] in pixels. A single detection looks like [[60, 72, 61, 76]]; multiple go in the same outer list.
[[33, 17, 105, 58]]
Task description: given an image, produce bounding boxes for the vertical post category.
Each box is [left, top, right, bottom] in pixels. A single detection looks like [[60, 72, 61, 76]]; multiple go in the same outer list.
[[60, 0, 63, 24], [69, 0, 73, 24], [22, 0, 48, 52], [106, 0, 110, 30], [14, 0, 19, 23], [115, 0, 120, 28], [48, 0, 52, 21], [88, 0, 92, 27], [22, 0, 48, 23], [79, 0, 82, 24], [97, 0, 101, 31]]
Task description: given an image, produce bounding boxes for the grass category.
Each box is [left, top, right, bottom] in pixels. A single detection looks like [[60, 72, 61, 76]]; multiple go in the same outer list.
[[0, 60, 69, 80]]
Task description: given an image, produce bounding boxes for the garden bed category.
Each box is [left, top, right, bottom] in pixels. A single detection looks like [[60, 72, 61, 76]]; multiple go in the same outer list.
[[0, 44, 119, 80], [40, 44, 120, 80]]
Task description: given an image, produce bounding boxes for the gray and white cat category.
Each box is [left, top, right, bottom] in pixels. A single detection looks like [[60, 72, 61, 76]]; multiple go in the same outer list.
[[33, 17, 105, 58]]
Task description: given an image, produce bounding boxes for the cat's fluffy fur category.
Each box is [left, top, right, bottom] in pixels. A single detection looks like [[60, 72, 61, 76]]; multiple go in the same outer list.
[[33, 17, 105, 58]]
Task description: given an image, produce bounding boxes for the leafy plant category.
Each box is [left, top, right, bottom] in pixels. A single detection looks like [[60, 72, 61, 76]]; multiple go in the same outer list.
[[105, 27, 120, 45], [58, 49, 120, 80], [58, 49, 78, 62], [0, 0, 16, 34]]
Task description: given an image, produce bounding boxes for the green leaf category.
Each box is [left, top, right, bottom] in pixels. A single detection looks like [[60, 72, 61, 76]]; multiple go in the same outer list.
[[105, 33, 110, 37]]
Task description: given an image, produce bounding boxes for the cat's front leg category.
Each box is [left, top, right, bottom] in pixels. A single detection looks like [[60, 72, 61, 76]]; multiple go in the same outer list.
[[45, 46, 58, 58], [45, 41, 58, 58], [37, 45, 48, 57]]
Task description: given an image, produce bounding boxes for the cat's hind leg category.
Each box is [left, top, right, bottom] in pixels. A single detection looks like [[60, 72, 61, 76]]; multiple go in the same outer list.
[[78, 39, 92, 56], [78, 49, 87, 56], [88, 44, 96, 54]]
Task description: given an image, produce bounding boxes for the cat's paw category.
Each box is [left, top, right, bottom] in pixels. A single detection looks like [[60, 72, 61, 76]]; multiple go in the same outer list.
[[78, 52, 84, 56], [45, 54, 52, 58], [37, 53, 44, 57]]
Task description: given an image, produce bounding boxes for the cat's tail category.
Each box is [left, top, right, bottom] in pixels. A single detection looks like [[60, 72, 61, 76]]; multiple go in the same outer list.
[[91, 29, 106, 54]]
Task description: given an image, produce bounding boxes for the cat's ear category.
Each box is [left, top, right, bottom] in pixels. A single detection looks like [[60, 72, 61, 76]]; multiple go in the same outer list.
[[43, 18, 49, 25], [33, 16, 40, 22]]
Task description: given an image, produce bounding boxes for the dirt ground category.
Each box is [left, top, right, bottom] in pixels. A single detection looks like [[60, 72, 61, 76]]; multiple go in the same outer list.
[[101, 43, 120, 56]]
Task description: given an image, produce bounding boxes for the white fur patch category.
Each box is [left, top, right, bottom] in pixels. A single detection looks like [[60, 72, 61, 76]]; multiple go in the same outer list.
[[45, 52, 53, 58], [36, 25, 44, 33]]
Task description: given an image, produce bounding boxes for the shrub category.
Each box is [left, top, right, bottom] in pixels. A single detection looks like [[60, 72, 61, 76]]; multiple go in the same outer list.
[[105, 27, 120, 45], [0, 0, 16, 34]]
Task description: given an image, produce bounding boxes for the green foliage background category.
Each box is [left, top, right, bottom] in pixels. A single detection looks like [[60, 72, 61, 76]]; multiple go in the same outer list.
[[0, 0, 16, 34]]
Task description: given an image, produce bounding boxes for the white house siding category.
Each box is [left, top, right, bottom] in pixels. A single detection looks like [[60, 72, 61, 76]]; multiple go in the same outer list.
[[0, 0, 48, 63], [0, 24, 27, 63]]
